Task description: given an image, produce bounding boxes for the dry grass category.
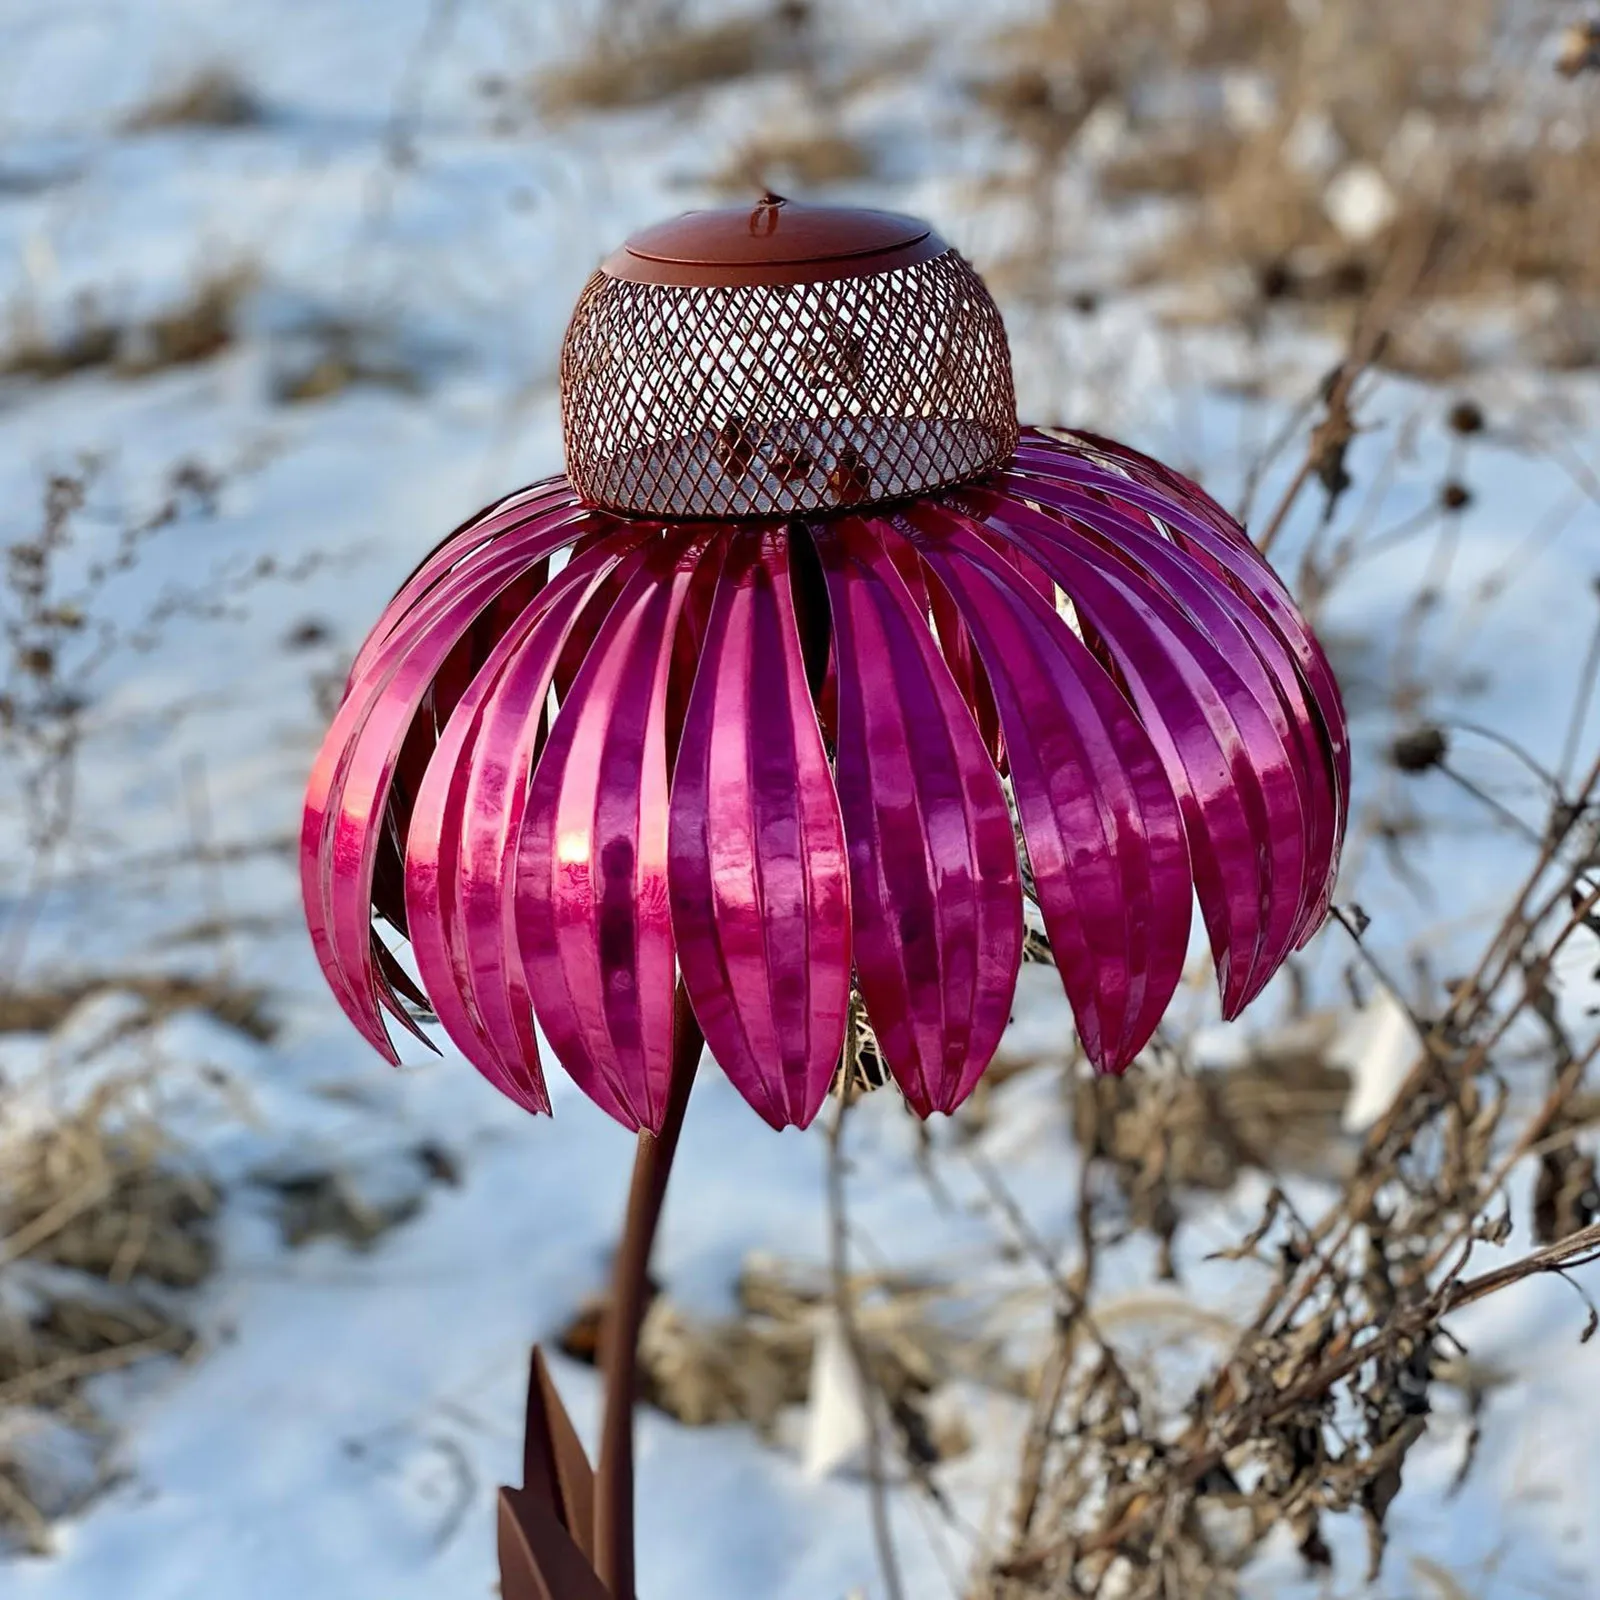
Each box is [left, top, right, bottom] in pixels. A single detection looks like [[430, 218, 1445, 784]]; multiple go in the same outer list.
[[253, 1143, 462, 1252], [268, 314, 430, 406], [1074, 1045, 1353, 1276], [0, 458, 319, 1551], [0, 974, 275, 1044], [562, 1283, 813, 1436], [535, 2, 812, 116], [974, 0, 1600, 365], [555, 1254, 1015, 1456], [3, 0, 1596, 1579], [0, 1078, 217, 1552], [946, 337, 1600, 1599], [1, 264, 431, 405], [708, 129, 873, 194], [120, 68, 265, 133], [1, 269, 252, 383], [0, 1086, 218, 1288]]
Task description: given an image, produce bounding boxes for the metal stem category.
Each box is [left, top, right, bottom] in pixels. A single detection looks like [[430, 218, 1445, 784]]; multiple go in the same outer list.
[[593, 990, 703, 1599]]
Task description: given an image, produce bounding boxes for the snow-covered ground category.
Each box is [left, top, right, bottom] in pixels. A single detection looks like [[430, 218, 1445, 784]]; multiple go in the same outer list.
[[2, 2, 1599, 1597]]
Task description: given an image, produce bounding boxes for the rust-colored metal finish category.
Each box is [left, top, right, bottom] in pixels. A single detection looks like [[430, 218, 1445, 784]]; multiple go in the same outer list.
[[498, 1349, 610, 1600], [497, 994, 702, 1600], [560, 195, 1019, 519], [601, 195, 946, 287]]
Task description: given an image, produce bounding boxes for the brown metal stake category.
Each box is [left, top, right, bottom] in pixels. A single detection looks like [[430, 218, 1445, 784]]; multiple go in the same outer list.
[[497, 991, 703, 1600], [593, 989, 704, 1599]]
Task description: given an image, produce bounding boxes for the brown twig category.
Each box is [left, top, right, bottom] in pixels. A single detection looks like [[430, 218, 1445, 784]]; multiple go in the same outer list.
[[1256, 221, 1436, 558], [826, 999, 907, 1600], [1004, 1220, 1600, 1578]]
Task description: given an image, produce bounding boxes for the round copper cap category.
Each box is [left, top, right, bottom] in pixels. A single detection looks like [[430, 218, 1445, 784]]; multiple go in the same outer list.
[[602, 194, 948, 287], [562, 197, 1019, 519]]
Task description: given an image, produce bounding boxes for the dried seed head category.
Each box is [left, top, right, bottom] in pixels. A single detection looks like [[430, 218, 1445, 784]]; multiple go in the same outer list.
[[713, 418, 755, 481], [1258, 259, 1295, 301], [1390, 725, 1449, 773], [827, 444, 872, 505], [1439, 481, 1472, 512], [767, 443, 815, 485], [1447, 399, 1485, 435]]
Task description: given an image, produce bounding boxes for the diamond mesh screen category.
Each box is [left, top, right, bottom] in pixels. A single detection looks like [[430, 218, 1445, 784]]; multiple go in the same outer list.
[[560, 249, 1018, 519]]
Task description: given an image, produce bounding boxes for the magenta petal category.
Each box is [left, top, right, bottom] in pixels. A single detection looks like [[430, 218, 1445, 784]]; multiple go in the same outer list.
[[925, 566, 1005, 767], [454, 536, 656, 1119], [300, 504, 596, 1058], [405, 648, 547, 1112], [1014, 432, 1349, 878], [356, 503, 596, 691], [373, 569, 549, 942], [996, 467, 1335, 947], [1033, 428, 1240, 539], [907, 507, 1191, 1071], [404, 533, 650, 1114], [515, 531, 714, 1133], [351, 480, 582, 683], [307, 512, 584, 1032], [817, 517, 1023, 1116], [959, 489, 1305, 1016], [667, 531, 851, 1130]]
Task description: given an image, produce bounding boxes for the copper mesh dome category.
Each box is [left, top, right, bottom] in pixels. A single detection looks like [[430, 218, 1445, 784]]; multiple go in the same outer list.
[[559, 195, 1019, 519]]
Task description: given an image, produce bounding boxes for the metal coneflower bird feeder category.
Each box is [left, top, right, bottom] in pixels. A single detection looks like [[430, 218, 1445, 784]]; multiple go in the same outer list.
[[301, 194, 1348, 1598]]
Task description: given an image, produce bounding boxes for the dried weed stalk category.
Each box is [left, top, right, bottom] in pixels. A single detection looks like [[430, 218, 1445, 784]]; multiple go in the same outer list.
[[959, 345, 1600, 1600]]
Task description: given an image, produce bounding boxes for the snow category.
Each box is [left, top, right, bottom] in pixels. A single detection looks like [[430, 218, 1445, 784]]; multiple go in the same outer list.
[[801, 1311, 872, 1482], [1331, 987, 1421, 1134], [1, 1, 1599, 1597], [1323, 163, 1399, 244]]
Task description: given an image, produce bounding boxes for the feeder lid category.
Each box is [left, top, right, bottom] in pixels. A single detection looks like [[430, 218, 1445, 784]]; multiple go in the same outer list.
[[601, 194, 949, 287]]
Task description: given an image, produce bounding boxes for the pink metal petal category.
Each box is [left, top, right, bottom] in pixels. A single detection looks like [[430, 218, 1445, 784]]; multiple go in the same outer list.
[[300, 504, 599, 1058], [1039, 428, 1240, 537], [995, 466, 1335, 947], [515, 531, 715, 1133], [665, 536, 729, 766], [815, 516, 1023, 1116], [406, 668, 544, 1110], [904, 507, 1191, 1072], [925, 563, 1005, 768], [352, 478, 581, 681], [404, 534, 650, 1114], [1014, 431, 1350, 890], [667, 530, 852, 1130], [372, 568, 552, 942], [1017, 430, 1348, 778], [458, 535, 659, 1120], [957, 487, 1304, 1016]]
